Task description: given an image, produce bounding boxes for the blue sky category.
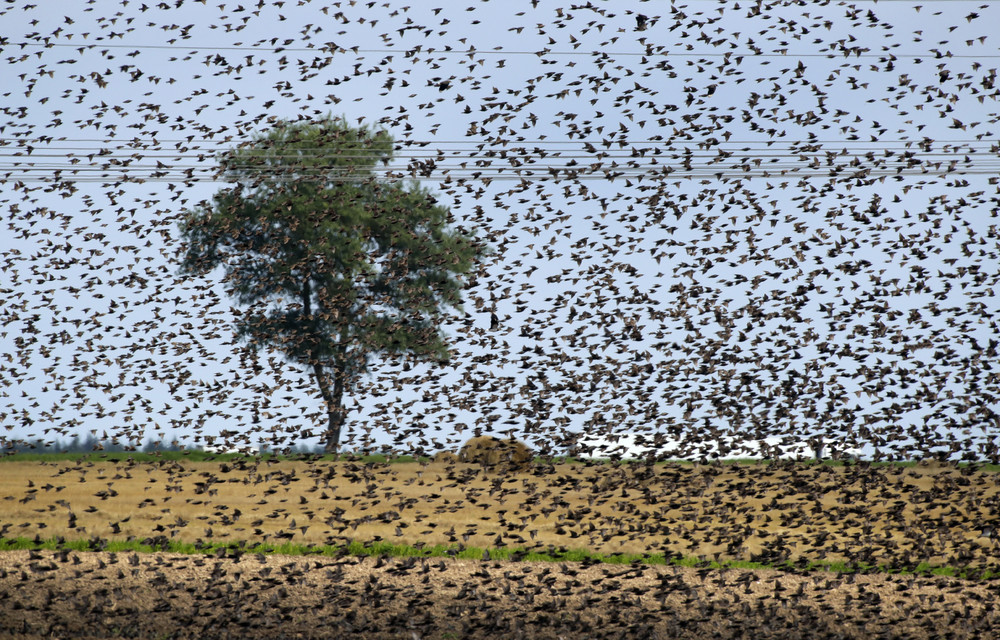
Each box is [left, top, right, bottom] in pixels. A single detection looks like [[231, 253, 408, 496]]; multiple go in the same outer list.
[[1, 0, 999, 460]]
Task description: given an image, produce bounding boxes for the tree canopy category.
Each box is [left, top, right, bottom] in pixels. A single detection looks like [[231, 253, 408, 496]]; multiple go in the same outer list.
[[178, 116, 488, 452]]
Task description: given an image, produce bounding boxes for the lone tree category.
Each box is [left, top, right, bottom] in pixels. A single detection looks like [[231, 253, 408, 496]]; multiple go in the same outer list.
[[178, 116, 487, 453]]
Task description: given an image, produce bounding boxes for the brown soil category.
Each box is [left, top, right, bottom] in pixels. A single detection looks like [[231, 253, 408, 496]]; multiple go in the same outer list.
[[2, 549, 999, 639]]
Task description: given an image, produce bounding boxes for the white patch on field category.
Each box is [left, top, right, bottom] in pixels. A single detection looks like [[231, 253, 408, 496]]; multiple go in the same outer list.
[[574, 433, 863, 461]]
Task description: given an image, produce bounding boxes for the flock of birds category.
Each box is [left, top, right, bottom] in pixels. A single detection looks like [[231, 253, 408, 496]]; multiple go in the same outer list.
[[1, 0, 997, 462], [4, 544, 1000, 638], [3, 454, 1000, 638], [1, 0, 1000, 637]]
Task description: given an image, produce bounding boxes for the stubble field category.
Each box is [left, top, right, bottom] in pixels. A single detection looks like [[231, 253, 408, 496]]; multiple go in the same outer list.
[[2, 456, 1000, 638]]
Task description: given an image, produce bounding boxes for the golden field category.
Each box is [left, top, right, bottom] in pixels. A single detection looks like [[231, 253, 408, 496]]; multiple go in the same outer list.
[[3, 456, 1000, 570]]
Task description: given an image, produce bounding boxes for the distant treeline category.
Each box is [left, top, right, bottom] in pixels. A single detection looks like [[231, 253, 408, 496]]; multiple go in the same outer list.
[[1, 434, 325, 455]]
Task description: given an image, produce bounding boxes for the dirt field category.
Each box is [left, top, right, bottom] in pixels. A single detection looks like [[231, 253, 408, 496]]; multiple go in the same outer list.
[[3, 549, 1000, 639], [3, 458, 999, 569], [3, 458, 1000, 638]]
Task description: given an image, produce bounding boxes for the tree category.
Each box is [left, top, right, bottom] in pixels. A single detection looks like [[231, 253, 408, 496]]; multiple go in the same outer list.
[[177, 116, 488, 453]]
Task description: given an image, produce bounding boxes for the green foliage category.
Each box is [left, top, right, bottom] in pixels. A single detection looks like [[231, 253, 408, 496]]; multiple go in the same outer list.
[[179, 115, 485, 374]]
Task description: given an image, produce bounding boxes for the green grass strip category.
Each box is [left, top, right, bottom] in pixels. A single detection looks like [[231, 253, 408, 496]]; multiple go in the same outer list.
[[1, 536, 997, 581], [3, 450, 999, 471], [0, 449, 1000, 473], [0, 451, 431, 464]]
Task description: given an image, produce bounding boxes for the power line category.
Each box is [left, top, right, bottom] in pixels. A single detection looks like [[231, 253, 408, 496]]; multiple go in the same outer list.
[[1, 137, 996, 146], [4, 137, 997, 183], [3, 140, 994, 154], [4, 142, 996, 174], [5, 161, 996, 184], [5, 40, 996, 59]]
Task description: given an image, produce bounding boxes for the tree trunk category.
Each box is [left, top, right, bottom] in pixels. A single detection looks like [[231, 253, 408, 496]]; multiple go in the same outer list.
[[315, 362, 346, 454], [301, 275, 347, 454]]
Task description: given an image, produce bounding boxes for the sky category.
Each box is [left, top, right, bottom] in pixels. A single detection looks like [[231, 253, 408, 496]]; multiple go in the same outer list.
[[1, 0, 999, 461]]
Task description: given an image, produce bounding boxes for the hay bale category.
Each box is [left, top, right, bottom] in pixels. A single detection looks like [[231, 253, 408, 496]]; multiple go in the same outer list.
[[432, 451, 458, 464], [458, 435, 532, 468]]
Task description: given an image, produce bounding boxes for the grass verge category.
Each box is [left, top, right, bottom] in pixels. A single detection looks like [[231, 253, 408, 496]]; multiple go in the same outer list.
[[3, 450, 999, 471], [0, 451, 430, 464], [2, 535, 996, 581]]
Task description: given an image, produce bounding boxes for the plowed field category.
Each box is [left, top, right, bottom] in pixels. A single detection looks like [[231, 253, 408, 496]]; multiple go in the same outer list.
[[3, 458, 1000, 638]]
